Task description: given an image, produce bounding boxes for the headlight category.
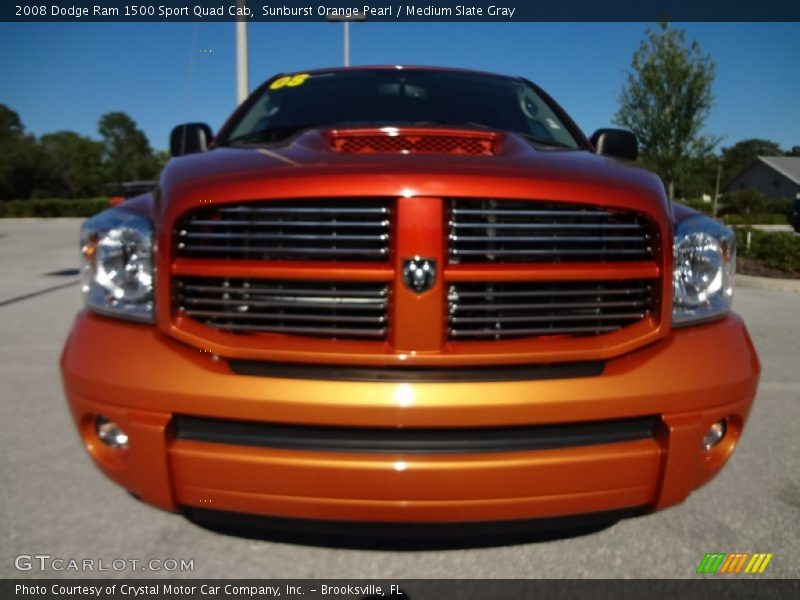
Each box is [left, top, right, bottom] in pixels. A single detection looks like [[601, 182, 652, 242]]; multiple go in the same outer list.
[[672, 214, 735, 327], [80, 207, 154, 322]]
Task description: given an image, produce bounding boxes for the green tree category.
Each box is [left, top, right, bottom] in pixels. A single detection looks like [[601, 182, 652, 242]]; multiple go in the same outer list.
[[0, 104, 24, 139], [675, 154, 718, 200], [38, 131, 105, 198], [0, 104, 40, 200], [614, 23, 719, 200], [98, 112, 160, 188], [720, 138, 783, 185], [152, 149, 171, 174]]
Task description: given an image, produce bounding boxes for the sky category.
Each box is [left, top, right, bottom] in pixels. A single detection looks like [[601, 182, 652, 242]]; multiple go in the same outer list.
[[1, 21, 799, 152]]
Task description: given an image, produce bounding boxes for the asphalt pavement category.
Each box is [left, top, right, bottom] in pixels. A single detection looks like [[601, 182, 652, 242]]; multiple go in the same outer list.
[[1, 218, 798, 579]]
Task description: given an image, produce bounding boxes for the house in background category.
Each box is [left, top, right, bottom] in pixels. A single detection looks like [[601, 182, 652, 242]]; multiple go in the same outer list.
[[727, 156, 800, 202]]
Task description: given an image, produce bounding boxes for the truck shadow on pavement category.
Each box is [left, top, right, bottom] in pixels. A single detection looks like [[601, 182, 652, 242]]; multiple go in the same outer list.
[[183, 507, 634, 551]]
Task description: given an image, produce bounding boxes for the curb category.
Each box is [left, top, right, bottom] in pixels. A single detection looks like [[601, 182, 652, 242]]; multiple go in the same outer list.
[[736, 273, 800, 293]]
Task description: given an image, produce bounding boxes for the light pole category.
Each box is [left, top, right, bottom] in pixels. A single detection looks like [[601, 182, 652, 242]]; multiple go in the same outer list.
[[235, 0, 249, 104], [327, 12, 366, 67], [343, 20, 350, 67]]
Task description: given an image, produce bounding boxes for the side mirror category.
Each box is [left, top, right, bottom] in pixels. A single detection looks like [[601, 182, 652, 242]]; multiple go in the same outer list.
[[170, 123, 214, 157], [590, 128, 638, 161]]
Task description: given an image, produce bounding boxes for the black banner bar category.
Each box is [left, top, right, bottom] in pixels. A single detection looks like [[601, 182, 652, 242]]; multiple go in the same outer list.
[[4, 579, 800, 599], [3, 1, 800, 23]]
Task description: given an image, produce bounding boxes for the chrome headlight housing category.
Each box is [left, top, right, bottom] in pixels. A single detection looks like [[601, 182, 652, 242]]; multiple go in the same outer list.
[[672, 214, 735, 327], [80, 207, 154, 323]]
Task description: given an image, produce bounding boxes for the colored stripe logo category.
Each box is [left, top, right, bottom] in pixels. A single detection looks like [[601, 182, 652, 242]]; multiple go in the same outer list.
[[696, 553, 773, 574]]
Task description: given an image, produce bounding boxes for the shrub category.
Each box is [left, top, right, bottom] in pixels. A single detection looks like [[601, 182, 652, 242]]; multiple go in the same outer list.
[[736, 228, 800, 273], [723, 213, 788, 225], [675, 198, 789, 224], [0, 197, 109, 218], [754, 232, 800, 272], [771, 197, 792, 216], [720, 188, 769, 217]]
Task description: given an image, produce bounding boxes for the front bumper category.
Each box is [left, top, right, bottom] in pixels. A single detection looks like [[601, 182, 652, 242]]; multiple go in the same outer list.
[[60, 311, 759, 523]]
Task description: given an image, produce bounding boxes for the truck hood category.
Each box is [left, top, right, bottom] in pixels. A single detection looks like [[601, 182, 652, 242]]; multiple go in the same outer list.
[[158, 127, 667, 211]]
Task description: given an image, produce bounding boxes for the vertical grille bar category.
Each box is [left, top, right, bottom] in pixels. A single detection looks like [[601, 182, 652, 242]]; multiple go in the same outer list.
[[392, 197, 446, 351]]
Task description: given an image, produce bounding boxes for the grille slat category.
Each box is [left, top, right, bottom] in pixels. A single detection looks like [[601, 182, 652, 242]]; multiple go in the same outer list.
[[213, 324, 388, 338], [452, 287, 649, 298], [452, 208, 616, 217], [180, 283, 387, 298], [451, 222, 645, 230], [185, 220, 389, 229], [183, 310, 386, 324], [181, 297, 386, 310], [181, 232, 389, 242], [449, 199, 653, 263], [450, 325, 622, 338], [176, 244, 388, 257], [451, 313, 646, 324], [176, 277, 389, 340], [176, 199, 391, 262], [451, 235, 647, 243], [451, 248, 648, 257], [217, 206, 389, 215], [449, 300, 649, 311], [448, 280, 655, 341]]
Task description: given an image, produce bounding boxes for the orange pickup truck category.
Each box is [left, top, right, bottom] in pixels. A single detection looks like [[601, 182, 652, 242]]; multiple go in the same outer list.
[[60, 66, 759, 529]]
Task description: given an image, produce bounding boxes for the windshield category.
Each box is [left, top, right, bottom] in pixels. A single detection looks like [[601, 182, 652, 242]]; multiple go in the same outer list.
[[222, 69, 583, 149]]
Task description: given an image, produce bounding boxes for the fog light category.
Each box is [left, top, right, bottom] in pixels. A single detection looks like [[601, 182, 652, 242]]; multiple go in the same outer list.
[[702, 419, 727, 450], [95, 416, 129, 449]]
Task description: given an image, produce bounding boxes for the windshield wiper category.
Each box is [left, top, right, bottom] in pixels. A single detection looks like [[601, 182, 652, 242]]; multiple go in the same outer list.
[[224, 124, 320, 146], [411, 120, 491, 130], [518, 133, 575, 149]]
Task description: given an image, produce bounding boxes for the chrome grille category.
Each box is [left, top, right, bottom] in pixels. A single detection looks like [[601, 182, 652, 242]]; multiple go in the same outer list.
[[176, 199, 391, 261], [175, 277, 389, 339], [449, 199, 653, 263], [448, 280, 655, 340]]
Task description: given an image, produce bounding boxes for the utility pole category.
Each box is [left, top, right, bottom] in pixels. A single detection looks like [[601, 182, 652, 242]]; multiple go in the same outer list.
[[713, 161, 722, 218], [235, 0, 249, 104]]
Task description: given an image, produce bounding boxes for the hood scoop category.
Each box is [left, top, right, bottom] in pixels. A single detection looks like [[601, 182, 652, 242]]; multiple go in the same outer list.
[[327, 127, 502, 156]]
